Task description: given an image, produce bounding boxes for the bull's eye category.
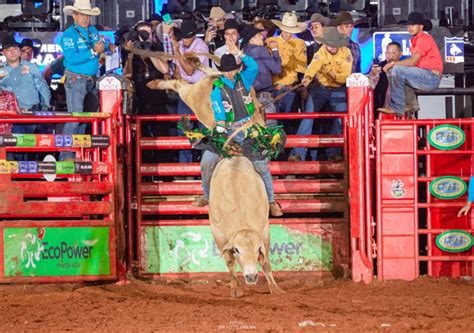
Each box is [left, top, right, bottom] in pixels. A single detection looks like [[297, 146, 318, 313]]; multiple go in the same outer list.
[[233, 248, 240, 255]]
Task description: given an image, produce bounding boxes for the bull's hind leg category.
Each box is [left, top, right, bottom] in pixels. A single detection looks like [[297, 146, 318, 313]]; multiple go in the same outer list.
[[222, 251, 243, 298], [261, 260, 284, 294]]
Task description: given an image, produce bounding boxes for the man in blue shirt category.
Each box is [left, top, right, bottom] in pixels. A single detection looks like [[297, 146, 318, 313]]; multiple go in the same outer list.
[[196, 42, 283, 217], [0, 34, 51, 160], [60, 0, 115, 160]]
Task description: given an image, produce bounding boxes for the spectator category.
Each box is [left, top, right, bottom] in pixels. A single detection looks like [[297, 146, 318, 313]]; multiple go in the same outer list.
[[369, 42, 406, 111], [171, 20, 209, 163], [0, 34, 51, 160], [213, 19, 241, 65], [147, 13, 162, 44], [306, 14, 329, 64], [60, 0, 116, 160], [379, 12, 442, 115], [242, 24, 281, 126], [267, 12, 307, 113], [252, 17, 276, 41], [336, 11, 361, 73], [289, 28, 352, 162], [19, 38, 41, 62], [204, 6, 227, 53]]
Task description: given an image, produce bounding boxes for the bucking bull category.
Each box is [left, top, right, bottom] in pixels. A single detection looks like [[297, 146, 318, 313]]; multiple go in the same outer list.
[[130, 46, 283, 296]]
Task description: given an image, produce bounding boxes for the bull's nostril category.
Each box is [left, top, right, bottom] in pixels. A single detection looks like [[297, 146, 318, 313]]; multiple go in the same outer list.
[[245, 274, 258, 283]]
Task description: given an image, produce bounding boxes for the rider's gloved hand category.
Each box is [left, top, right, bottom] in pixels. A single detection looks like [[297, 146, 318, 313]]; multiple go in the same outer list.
[[216, 125, 227, 134]]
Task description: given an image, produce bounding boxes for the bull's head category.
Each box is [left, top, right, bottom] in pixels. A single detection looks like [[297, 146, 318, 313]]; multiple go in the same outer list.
[[222, 230, 266, 285]]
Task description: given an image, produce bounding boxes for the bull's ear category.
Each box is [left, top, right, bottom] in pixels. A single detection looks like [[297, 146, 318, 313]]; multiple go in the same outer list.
[[221, 241, 234, 257], [258, 242, 266, 264]]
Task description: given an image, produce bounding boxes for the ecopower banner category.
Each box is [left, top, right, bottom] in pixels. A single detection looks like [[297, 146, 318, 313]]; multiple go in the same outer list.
[[4, 227, 110, 277], [142, 225, 332, 274]]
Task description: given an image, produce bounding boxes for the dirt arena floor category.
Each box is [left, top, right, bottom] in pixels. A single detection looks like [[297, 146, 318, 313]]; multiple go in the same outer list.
[[0, 274, 473, 332]]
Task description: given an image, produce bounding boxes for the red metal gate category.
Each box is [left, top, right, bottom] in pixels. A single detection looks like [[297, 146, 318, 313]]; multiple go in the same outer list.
[[0, 75, 125, 283], [129, 111, 350, 278], [376, 117, 474, 280]]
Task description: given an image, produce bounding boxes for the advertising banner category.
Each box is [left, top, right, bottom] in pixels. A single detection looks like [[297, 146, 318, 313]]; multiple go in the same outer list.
[[142, 224, 332, 274], [4, 227, 110, 277]]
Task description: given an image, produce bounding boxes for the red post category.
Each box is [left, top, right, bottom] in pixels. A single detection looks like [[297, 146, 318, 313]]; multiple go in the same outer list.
[[347, 74, 374, 283]]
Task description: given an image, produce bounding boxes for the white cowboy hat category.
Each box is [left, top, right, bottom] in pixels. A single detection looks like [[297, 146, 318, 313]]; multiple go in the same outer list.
[[63, 0, 101, 16], [271, 12, 306, 34]]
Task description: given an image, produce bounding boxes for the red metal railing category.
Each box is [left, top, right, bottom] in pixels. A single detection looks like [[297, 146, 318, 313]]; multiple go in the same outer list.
[[0, 75, 125, 283], [376, 118, 474, 280], [129, 111, 350, 278]]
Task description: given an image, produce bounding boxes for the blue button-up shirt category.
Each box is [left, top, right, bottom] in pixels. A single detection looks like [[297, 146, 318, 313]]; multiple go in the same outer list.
[[210, 55, 258, 122], [244, 44, 281, 92], [0, 60, 51, 110], [61, 24, 104, 76]]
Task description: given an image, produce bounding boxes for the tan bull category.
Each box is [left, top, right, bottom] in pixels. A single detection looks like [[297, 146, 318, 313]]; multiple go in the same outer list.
[[209, 156, 282, 297]]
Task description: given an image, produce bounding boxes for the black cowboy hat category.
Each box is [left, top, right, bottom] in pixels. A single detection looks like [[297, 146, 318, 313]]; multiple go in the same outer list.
[[240, 25, 264, 44], [224, 18, 240, 31], [1, 34, 19, 50], [406, 12, 433, 31], [173, 20, 197, 40], [20, 38, 42, 58], [217, 54, 241, 72], [407, 12, 424, 25]]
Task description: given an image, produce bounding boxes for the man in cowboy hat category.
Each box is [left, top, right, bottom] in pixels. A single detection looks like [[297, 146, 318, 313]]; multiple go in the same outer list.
[[170, 19, 209, 163], [288, 28, 352, 162], [0, 34, 51, 160], [378, 12, 442, 116], [266, 12, 307, 113], [195, 44, 283, 217], [60, 0, 115, 160], [306, 13, 329, 63], [336, 11, 361, 73], [19, 38, 42, 62], [242, 24, 281, 126], [204, 6, 227, 52], [213, 19, 241, 68]]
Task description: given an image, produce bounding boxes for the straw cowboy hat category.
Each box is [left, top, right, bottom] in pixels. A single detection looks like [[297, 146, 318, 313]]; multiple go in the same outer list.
[[206, 6, 226, 21], [63, 0, 101, 16], [271, 12, 306, 34]]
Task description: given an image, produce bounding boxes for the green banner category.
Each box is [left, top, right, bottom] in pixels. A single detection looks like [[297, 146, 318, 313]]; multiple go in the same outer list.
[[56, 161, 75, 174], [142, 225, 332, 274], [4, 227, 110, 277], [14, 134, 36, 147]]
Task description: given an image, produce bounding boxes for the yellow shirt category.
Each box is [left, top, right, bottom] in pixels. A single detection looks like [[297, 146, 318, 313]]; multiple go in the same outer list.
[[266, 35, 307, 86], [305, 46, 353, 88]]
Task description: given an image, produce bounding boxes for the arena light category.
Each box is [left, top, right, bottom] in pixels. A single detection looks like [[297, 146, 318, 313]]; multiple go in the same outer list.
[[220, 0, 248, 12], [277, 0, 309, 12]]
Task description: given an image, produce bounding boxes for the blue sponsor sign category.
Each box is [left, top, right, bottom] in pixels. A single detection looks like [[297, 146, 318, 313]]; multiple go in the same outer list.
[[64, 135, 73, 147], [55, 135, 64, 147], [373, 32, 411, 63], [445, 37, 464, 64]]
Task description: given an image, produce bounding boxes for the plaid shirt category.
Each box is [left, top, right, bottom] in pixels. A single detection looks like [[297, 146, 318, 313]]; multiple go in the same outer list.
[[348, 39, 361, 74], [163, 34, 175, 76], [0, 91, 19, 134]]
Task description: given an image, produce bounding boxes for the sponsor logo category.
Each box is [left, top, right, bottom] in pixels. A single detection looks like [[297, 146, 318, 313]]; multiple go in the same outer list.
[[56, 161, 75, 174], [38, 135, 53, 147], [0, 135, 17, 146], [390, 179, 406, 198], [436, 230, 473, 253], [429, 176, 467, 200], [14, 134, 36, 147], [72, 135, 92, 148], [64, 135, 73, 147], [445, 37, 464, 64], [428, 125, 465, 150], [373, 32, 411, 62], [91, 135, 110, 148], [75, 162, 93, 174]]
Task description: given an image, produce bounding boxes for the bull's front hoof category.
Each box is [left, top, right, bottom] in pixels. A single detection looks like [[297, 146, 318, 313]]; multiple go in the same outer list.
[[269, 285, 285, 295], [230, 287, 243, 298]]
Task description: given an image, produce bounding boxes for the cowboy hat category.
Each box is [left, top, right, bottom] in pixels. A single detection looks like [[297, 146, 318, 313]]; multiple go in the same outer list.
[[1, 34, 19, 50], [20, 38, 42, 58], [63, 0, 101, 16], [240, 25, 264, 44], [271, 12, 306, 34], [306, 13, 330, 28], [335, 11, 354, 26], [216, 54, 241, 72], [206, 6, 226, 20], [315, 27, 348, 48], [173, 20, 197, 41]]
